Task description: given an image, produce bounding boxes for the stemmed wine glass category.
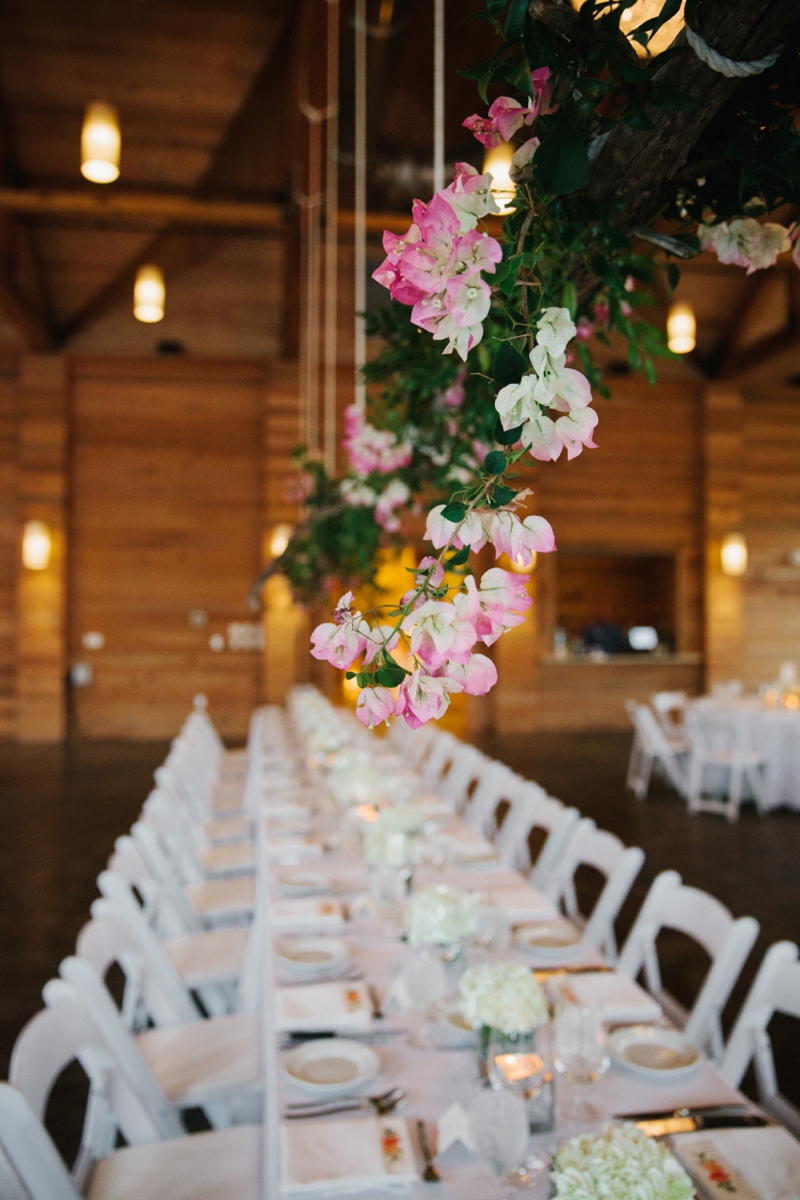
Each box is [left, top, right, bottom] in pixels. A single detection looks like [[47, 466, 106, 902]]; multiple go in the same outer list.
[[552, 1005, 609, 1124], [402, 948, 447, 1047], [468, 1086, 545, 1193]]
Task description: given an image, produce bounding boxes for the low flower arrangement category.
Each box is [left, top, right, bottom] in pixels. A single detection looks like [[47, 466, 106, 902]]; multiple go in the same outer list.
[[404, 884, 478, 948], [458, 961, 548, 1034], [365, 804, 423, 865], [328, 749, 385, 808], [550, 1124, 694, 1200]]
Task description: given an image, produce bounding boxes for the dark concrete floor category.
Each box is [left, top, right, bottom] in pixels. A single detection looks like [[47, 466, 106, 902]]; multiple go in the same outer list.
[[0, 731, 798, 1136]]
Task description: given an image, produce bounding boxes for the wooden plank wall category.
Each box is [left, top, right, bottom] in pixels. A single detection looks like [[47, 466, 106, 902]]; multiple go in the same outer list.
[[0, 361, 18, 737], [741, 392, 800, 689], [68, 357, 267, 740]]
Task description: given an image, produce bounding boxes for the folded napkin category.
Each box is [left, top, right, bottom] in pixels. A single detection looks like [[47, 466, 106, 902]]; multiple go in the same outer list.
[[479, 884, 557, 923], [439, 827, 502, 865], [547, 971, 661, 1024], [265, 837, 323, 860], [674, 1127, 800, 1200], [268, 898, 344, 930], [414, 791, 455, 820], [274, 980, 372, 1032], [281, 1115, 417, 1197], [262, 800, 315, 818]]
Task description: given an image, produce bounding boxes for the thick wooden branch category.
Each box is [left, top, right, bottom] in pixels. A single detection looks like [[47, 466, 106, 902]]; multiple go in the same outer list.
[[580, 0, 799, 227]]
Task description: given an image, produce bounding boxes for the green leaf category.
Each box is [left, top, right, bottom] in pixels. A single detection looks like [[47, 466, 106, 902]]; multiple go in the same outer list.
[[487, 0, 507, 16], [441, 501, 466, 522], [494, 419, 525, 445], [484, 450, 508, 474], [459, 58, 494, 81], [376, 665, 407, 688], [492, 341, 528, 386], [648, 83, 702, 112], [667, 263, 680, 296], [345, 672, 356, 680], [446, 546, 471, 567], [533, 114, 588, 196], [504, 0, 529, 42], [562, 281, 577, 319], [493, 484, 518, 505]]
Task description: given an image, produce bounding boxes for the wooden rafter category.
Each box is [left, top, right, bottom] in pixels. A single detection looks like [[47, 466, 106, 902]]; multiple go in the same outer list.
[[716, 270, 800, 381]]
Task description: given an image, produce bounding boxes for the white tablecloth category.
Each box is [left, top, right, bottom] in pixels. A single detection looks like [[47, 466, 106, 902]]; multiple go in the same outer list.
[[690, 698, 800, 811]]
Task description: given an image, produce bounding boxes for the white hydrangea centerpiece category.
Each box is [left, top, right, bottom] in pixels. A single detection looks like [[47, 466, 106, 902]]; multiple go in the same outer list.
[[404, 884, 478, 947], [365, 804, 424, 865], [328, 749, 385, 807], [550, 1123, 694, 1200], [458, 961, 548, 1034]]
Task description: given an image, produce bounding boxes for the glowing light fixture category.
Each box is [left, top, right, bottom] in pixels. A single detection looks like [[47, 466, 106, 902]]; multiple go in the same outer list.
[[81, 102, 120, 184], [22, 520, 52, 570], [483, 142, 516, 215], [721, 533, 747, 577], [270, 523, 293, 558], [508, 551, 536, 574], [133, 265, 165, 323], [667, 301, 696, 354]]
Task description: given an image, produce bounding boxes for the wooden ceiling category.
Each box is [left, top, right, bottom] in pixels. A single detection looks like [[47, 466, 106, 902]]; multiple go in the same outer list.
[[0, 0, 797, 392]]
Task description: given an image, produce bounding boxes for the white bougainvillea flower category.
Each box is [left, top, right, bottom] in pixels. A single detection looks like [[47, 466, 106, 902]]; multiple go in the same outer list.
[[424, 504, 487, 551], [535, 306, 577, 357], [402, 598, 477, 669], [699, 217, 791, 275], [362, 623, 400, 666], [439, 653, 498, 695], [395, 670, 462, 728], [489, 510, 556, 559], [556, 406, 599, 459]]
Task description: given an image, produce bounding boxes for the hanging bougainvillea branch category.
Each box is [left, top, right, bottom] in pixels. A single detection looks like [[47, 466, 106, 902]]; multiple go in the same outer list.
[[260, 0, 800, 729]]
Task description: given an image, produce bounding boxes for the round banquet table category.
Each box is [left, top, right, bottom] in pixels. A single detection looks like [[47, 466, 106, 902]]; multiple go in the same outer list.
[[689, 696, 800, 812]]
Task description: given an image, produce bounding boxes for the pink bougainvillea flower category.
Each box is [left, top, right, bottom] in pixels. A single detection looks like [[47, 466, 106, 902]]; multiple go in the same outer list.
[[415, 556, 445, 589], [555, 407, 599, 459], [575, 317, 594, 342], [530, 66, 557, 117], [375, 479, 410, 531], [462, 114, 503, 149], [362, 623, 400, 666], [488, 95, 530, 142], [355, 686, 397, 729], [489, 510, 556, 560], [511, 137, 540, 172], [439, 652, 498, 695], [477, 567, 533, 639], [425, 504, 487, 552], [593, 301, 610, 324], [395, 670, 462, 729], [343, 404, 412, 477], [310, 618, 369, 669], [441, 164, 500, 230], [402, 598, 477, 669], [445, 274, 491, 328], [524, 414, 564, 462], [699, 218, 791, 274], [453, 229, 503, 276], [441, 374, 465, 408]]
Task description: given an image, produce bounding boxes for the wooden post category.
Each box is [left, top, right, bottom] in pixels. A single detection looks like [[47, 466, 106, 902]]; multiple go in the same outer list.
[[16, 355, 67, 741], [703, 386, 744, 689]]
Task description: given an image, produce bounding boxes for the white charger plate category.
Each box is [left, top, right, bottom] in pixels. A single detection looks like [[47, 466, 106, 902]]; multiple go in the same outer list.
[[609, 1026, 703, 1080], [513, 921, 583, 960], [276, 870, 330, 897], [283, 1037, 379, 1096], [276, 937, 349, 975]]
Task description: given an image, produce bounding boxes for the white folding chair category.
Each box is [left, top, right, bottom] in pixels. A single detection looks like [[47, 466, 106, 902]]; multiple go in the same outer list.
[[625, 700, 688, 799], [544, 818, 645, 964], [650, 690, 689, 746], [618, 870, 760, 1060], [439, 744, 491, 814], [466, 761, 525, 838], [95, 870, 247, 1016], [144, 788, 256, 879], [0, 1081, 261, 1200], [685, 708, 767, 821], [54, 957, 261, 1131], [421, 730, 460, 792], [494, 784, 581, 890], [719, 941, 800, 1137]]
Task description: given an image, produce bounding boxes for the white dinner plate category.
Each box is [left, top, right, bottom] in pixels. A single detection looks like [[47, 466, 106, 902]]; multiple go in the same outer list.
[[513, 921, 583, 960], [276, 937, 349, 975], [276, 871, 330, 897], [608, 1026, 703, 1080], [283, 1037, 379, 1096]]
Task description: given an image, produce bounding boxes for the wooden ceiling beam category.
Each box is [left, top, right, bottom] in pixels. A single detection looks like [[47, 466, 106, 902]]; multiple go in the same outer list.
[[716, 271, 800, 381]]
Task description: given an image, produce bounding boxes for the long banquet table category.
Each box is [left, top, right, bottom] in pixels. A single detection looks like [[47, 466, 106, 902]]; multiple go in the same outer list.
[[690, 695, 800, 812], [246, 702, 763, 1198]]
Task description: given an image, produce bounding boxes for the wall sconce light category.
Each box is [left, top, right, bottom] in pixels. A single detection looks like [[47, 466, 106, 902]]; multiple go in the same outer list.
[[508, 551, 536, 574], [270, 523, 293, 558], [483, 142, 516, 215], [22, 520, 52, 570], [81, 102, 121, 184], [133, 264, 165, 323], [721, 532, 748, 576], [667, 301, 696, 354]]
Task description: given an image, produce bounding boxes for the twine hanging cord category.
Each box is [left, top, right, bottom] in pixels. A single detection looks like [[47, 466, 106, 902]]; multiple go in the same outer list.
[[684, 21, 782, 78]]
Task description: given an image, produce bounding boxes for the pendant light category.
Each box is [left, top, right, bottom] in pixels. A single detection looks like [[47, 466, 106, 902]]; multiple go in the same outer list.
[[81, 102, 121, 184], [133, 265, 165, 323], [22, 520, 52, 570], [483, 142, 516, 214], [667, 301, 696, 353]]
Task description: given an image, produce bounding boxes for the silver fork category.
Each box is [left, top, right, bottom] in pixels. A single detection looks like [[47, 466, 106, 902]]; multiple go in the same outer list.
[[284, 1087, 405, 1120]]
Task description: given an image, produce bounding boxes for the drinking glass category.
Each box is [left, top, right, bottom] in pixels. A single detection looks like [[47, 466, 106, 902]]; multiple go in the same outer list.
[[369, 863, 409, 935], [552, 1005, 609, 1123], [467, 1087, 539, 1192], [402, 948, 447, 1047]]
